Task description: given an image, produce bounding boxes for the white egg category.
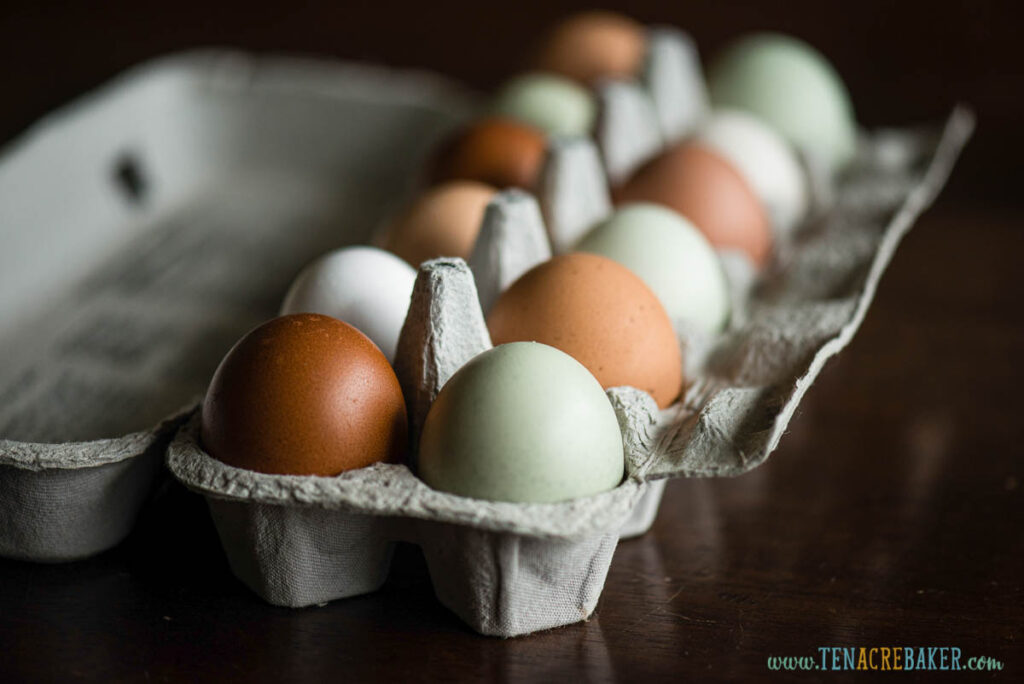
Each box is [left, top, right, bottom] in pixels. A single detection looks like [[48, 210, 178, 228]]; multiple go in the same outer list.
[[280, 246, 416, 361], [696, 109, 809, 234]]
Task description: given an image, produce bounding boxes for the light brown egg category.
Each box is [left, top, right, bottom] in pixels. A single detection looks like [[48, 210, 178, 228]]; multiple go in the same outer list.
[[381, 181, 497, 268], [535, 11, 647, 85], [487, 253, 683, 408], [200, 314, 407, 476], [615, 142, 773, 267], [427, 117, 547, 191]]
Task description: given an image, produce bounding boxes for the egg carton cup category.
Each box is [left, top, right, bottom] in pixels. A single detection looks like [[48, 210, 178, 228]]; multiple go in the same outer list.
[[167, 375, 658, 637], [0, 415, 183, 561], [0, 51, 474, 563]]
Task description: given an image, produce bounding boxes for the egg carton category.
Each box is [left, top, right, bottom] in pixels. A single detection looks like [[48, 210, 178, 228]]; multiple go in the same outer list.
[[168, 98, 971, 636], [0, 48, 972, 636]]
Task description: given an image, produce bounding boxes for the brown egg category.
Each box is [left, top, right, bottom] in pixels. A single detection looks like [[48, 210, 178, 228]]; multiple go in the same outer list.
[[615, 142, 773, 266], [487, 253, 683, 408], [534, 11, 647, 85], [381, 180, 496, 268], [427, 117, 547, 191], [200, 314, 407, 476]]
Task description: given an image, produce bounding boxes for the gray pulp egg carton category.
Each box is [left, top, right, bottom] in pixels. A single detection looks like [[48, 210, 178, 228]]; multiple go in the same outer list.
[[0, 40, 973, 637], [169, 102, 971, 637]]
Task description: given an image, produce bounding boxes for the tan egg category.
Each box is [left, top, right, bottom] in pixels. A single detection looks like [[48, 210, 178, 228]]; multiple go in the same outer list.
[[200, 314, 407, 476], [535, 11, 647, 85], [615, 142, 773, 266], [487, 253, 683, 408], [382, 181, 497, 268], [427, 117, 547, 191]]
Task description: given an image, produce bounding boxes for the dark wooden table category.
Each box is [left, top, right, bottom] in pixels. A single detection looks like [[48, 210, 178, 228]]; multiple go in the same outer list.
[[1, 2, 1021, 681]]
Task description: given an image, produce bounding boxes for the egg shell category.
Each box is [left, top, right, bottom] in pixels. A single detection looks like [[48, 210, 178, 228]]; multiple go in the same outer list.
[[200, 314, 407, 476], [534, 11, 647, 85], [280, 246, 416, 361], [615, 142, 773, 267], [491, 73, 597, 137], [708, 33, 857, 172], [576, 203, 731, 336], [696, 109, 809, 234], [418, 342, 624, 503], [381, 180, 496, 268], [427, 117, 547, 191], [487, 253, 683, 408]]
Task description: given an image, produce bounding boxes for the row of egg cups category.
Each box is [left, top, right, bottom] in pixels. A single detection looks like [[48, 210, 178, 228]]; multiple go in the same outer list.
[[164, 122, 788, 636]]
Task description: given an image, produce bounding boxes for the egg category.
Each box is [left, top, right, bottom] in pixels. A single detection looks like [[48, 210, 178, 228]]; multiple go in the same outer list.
[[576, 203, 730, 336], [381, 181, 496, 268], [615, 142, 773, 267], [418, 342, 624, 503], [491, 73, 597, 137], [487, 253, 683, 408], [708, 33, 857, 172], [427, 117, 547, 190], [200, 314, 407, 476], [534, 11, 647, 85], [280, 247, 415, 362], [696, 109, 809, 234]]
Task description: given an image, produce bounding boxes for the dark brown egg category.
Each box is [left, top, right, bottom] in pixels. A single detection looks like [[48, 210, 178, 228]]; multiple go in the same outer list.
[[200, 314, 407, 476], [427, 117, 547, 191], [534, 11, 647, 85], [487, 253, 683, 408], [615, 142, 773, 267]]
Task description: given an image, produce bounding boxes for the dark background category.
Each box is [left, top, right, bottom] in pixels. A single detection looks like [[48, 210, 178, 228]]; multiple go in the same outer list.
[[0, 1, 1021, 681]]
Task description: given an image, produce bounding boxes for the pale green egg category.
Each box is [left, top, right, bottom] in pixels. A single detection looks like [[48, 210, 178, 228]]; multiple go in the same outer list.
[[491, 73, 597, 137], [576, 203, 731, 336], [709, 33, 857, 172], [418, 342, 624, 503]]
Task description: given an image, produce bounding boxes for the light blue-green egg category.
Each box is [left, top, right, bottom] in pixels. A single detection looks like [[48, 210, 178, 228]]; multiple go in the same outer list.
[[491, 73, 597, 137], [708, 33, 857, 172], [418, 342, 624, 503], [576, 203, 731, 336]]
